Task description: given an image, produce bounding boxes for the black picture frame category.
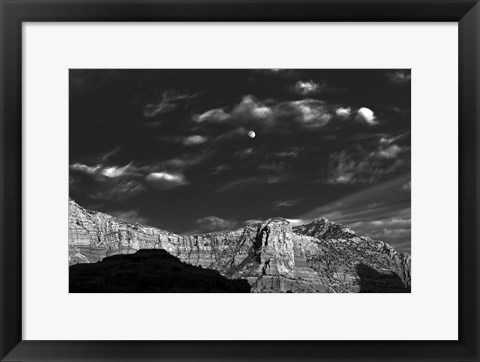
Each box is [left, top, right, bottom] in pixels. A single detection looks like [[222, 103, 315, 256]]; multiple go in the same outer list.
[[1, 1, 479, 361]]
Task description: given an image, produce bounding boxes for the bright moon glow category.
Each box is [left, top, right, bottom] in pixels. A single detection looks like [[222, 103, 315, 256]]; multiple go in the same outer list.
[[248, 131, 256, 138]]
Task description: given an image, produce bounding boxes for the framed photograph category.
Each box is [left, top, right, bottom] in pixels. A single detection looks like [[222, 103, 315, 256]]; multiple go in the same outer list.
[[1, 0, 479, 361]]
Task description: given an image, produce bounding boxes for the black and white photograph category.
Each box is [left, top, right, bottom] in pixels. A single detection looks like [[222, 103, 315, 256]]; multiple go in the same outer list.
[[68, 69, 411, 293]]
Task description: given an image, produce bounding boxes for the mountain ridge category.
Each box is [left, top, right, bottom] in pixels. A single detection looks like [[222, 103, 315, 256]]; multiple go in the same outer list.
[[69, 198, 411, 293]]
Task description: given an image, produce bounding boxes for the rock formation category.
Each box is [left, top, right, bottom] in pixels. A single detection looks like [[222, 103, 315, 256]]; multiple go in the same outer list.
[[70, 249, 251, 293], [69, 198, 411, 293]]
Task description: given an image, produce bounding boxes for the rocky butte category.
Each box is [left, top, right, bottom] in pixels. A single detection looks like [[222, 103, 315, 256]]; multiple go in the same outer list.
[[69, 198, 411, 293]]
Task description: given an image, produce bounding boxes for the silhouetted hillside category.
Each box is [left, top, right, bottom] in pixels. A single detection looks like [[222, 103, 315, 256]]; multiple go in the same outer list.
[[69, 249, 251, 293]]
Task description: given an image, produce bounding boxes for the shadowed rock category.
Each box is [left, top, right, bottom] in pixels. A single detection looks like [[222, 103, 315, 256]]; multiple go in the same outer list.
[[355, 263, 410, 293], [69, 249, 251, 293]]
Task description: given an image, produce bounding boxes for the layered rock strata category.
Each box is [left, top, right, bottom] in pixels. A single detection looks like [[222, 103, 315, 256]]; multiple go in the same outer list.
[[69, 198, 411, 293]]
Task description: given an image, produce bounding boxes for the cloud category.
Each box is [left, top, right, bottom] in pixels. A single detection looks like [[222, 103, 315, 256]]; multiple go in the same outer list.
[[335, 107, 352, 118], [296, 174, 411, 253], [244, 219, 263, 225], [143, 90, 198, 117], [159, 135, 208, 146], [274, 148, 301, 158], [286, 218, 306, 227], [285, 99, 332, 128], [209, 164, 230, 175], [402, 180, 411, 191], [70, 162, 138, 180], [89, 179, 146, 201], [259, 162, 287, 172], [373, 144, 403, 159], [71, 152, 199, 198], [233, 147, 256, 158], [357, 107, 378, 125], [386, 70, 411, 85], [217, 174, 289, 193], [183, 135, 208, 146], [193, 108, 230, 123], [232, 95, 272, 119], [159, 152, 210, 170], [326, 137, 409, 185], [293, 80, 324, 95], [110, 209, 148, 225], [101, 147, 120, 162], [213, 126, 249, 141], [274, 199, 300, 209], [70, 158, 149, 200], [146, 171, 189, 191], [366, 201, 383, 210], [348, 217, 410, 251], [217, 177, 260, 192], [101, 164, 135, 178], [196, 216, 237, 232], [193, 96, 336, 132], [70, 163, 101, 176]]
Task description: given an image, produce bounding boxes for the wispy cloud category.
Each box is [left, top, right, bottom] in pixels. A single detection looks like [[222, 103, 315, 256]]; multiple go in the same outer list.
[[143, 90, 198, 117], [326, 135, 409, 185], [70, 146, 201, 198], [89, 179, 146, 201], [297, 174, 411, 253], [70, 163, 101, 176], [233, 95, 272, 119], [183, 135, 208, 146], [146, 171, 189, 191], [101, 164, 136, 178], [110, 209, 148, 225], [273, 199, 300, 209], [274, 148, 301, 158], [286, 218, 306, 227], [218, 174, 290, 193], [191, 95, 384, 134], [70, 162, 138, 180], [293, 80, 325, 95], [193, 108, 230, 123], [288, 99, 332, 127], [160, 135, 208, 146], [233, 147, 256, 158], [386, 70, 411, 85], [194, 95, 272, 124], [159, 152, 210, 170], [196, 215, 237, 232], [245, 99, 333, 130], [209, 164, 230, 175]]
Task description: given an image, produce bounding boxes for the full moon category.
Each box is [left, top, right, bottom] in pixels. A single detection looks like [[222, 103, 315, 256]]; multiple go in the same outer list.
[[248, 131, 256, 138]]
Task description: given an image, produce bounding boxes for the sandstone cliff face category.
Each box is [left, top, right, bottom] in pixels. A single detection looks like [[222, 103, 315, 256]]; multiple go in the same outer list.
[[69, 198, 411, 293], [294, 219, 411, 291]]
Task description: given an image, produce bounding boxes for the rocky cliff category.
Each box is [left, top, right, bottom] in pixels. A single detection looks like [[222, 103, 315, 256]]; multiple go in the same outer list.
[[69, 198, 411, 293]]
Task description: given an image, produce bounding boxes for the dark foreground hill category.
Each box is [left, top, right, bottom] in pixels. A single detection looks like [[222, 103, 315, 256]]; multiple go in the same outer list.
[[70, 249, 251, 293], [69, 198, 411, 293]]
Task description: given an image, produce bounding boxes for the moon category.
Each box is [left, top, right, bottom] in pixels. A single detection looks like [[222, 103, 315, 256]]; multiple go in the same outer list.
[[248, 131, 256, 139]]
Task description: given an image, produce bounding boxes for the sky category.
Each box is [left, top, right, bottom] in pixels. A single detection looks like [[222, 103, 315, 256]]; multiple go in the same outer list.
[[69, 69, 411, 253]]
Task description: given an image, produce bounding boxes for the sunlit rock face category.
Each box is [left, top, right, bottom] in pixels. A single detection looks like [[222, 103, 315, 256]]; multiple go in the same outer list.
[[69, 198, 411, 293], [293, 219, 411, 290]]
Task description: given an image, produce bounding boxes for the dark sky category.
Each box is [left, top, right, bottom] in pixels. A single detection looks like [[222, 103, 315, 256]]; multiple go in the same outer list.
[[69, 69, 411, 253]]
